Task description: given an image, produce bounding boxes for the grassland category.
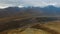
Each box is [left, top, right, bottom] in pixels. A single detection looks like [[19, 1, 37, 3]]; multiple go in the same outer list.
[[0, 17, 60, 34]]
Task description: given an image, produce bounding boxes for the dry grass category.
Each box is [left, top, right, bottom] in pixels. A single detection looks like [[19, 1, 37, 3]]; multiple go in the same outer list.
[[0, 17, 60, 34], [43, 21, 60, 33], [0, 21, 60, 34], [31, 24, 60, 34]]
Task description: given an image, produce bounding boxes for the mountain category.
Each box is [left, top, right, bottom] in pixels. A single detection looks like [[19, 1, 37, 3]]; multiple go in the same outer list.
[[0, 6, 60, 33], [42, 5, 60, 16], [0, 5, 60, 18]]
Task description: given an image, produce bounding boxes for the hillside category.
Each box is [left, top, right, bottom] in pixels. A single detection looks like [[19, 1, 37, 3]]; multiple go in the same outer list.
[[0, 20, 60, 34]]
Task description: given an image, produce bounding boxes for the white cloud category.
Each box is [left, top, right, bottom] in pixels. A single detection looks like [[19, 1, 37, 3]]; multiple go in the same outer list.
[[0, 0, 60, 8], [18, 5, 24, 8], [19, 0, 60, 7]]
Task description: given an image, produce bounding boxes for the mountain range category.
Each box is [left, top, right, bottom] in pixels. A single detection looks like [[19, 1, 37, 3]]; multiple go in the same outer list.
[[0, 5, 60, 18]]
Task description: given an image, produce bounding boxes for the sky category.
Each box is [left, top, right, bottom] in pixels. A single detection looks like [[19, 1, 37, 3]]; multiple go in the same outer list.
[[0, 0, 60, 8]]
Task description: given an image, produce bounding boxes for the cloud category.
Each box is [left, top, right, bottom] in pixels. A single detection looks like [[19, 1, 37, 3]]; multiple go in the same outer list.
[[0, 0, 60, 8], [19, 0, 60, 7]]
